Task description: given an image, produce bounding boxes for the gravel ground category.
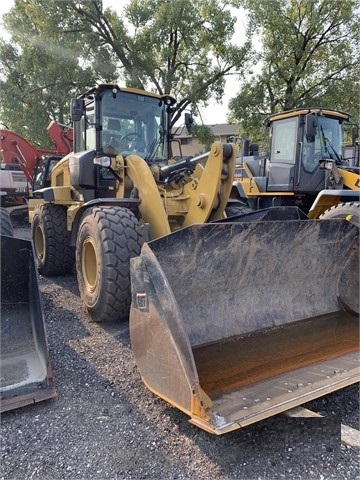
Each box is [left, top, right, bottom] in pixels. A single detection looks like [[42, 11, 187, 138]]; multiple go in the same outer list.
[[1, 224, 359, 480]]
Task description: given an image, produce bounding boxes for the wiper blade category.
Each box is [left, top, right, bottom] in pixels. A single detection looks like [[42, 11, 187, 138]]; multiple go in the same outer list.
[[320, 126, 342, 164], [146, 137, 161, 164]]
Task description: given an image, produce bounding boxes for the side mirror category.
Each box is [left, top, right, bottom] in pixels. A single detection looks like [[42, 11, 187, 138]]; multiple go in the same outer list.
[[185, 112, 193, 135], [71, 99, 85, 122], [305, 113, 318, 142]]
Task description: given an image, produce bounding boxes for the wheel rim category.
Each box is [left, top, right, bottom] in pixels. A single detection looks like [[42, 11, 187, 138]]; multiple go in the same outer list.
[[82, 236, 98, 293], [34, 225, 45, 261]]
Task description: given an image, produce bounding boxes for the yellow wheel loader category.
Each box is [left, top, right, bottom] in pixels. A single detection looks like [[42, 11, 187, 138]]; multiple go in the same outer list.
[[28, 84, 237, 322], [227, 108, 360, 223], [27, 87, 358, 432], [0, 208, 56, 412]]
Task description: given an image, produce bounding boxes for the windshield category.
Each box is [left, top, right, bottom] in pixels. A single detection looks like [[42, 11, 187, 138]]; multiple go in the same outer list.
[[302, 116, 342, 173], [100, 90, 168, 162]]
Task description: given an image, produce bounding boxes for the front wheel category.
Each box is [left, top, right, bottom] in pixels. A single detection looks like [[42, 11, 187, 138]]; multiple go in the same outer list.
[[76, 206, 143, 322], [31, 204, 75, 276], [319, 202, 359, 227]]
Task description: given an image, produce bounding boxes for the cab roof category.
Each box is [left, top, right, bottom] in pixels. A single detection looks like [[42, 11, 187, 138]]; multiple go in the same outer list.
[[265, 107, 351, 125], [79, 83, 169, 102]]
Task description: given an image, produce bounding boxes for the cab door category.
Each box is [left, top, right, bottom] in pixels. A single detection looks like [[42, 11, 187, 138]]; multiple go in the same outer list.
[[267, 117, 298, 192]]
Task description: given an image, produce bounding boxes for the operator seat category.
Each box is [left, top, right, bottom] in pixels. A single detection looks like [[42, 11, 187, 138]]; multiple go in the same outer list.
[[105, 119, 121, 148], [108, 119, 120, 131]]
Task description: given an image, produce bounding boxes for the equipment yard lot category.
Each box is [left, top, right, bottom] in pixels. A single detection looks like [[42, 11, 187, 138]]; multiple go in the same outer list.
[[1, 225, 359, 480]]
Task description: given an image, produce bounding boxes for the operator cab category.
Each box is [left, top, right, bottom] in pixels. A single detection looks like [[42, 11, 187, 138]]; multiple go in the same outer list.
[[266, 108, 350, 193], [69, 84, 176, 199], [71, 85, 171, 164]]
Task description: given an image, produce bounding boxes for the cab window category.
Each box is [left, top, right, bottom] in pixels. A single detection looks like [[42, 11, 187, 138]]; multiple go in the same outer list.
[[271, 118, 297, 164]]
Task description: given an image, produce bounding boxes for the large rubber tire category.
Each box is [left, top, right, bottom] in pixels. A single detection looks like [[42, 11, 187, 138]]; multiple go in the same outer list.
[[0, 208, 14, 236], [76, 206, 143, 322], [225, 205, 254, 217], [31, 204, 75, 276], [319, 202, 359, 227]]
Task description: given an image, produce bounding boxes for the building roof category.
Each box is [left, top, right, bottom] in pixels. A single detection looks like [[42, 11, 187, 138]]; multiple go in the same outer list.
[[173, 123, 240, 138], [208, 123, 240, 136]]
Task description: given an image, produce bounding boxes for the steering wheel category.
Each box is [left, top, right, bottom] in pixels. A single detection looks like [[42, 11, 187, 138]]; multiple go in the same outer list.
[[120, 132, 142, 142], [313, 151, 324, 161], [119, 132, 146, 153], [120, 132, 143, 143]]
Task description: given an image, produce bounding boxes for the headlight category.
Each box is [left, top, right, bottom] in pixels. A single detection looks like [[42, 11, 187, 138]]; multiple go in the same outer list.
[[324, 160, 333, 170], [94, 156, 111, 167]]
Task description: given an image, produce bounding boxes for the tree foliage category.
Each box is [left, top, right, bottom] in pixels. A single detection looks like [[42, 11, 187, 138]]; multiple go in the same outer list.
[[0, 1, 118, 147], [192, 124, 215, 152], [0, 0, 250, 146], [228, 0, 360, 147]]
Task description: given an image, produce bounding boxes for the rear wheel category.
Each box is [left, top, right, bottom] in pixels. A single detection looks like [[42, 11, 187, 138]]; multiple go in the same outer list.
[[319, 202, 359, 227], [31, 204, 75, 275], [0, 208, 14, 236], [76, 206, 143, 322]]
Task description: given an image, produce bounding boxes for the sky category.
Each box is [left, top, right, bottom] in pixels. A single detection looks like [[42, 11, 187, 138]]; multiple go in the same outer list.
[[0, 0, 246, 125]]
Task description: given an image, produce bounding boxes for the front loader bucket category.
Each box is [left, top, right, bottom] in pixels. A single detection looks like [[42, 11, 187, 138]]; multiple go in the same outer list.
[[130, 219, 359, 434], [1, 235, 56, 412]]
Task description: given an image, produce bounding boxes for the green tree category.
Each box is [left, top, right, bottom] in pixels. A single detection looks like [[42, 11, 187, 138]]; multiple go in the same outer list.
[[0, 1, 118, 147], [70, 0, 251, 124], [0, 0, 251, 146], [192, 124, 215, 152], [228, 0, 360, 148]]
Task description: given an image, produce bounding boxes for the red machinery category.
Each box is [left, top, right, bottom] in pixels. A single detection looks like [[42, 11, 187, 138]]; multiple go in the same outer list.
[[0, 121, 72, 206], [0, 121, 73, 184]]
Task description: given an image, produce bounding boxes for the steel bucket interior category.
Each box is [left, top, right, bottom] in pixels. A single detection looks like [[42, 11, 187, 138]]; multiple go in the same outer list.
[[130, 218, 359, 433], [1, 235, 56, 412]]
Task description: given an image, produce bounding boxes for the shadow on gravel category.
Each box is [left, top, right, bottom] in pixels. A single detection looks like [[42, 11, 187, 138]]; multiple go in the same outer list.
[[304, 383, 359, 429], [163, 405, 345, 479]]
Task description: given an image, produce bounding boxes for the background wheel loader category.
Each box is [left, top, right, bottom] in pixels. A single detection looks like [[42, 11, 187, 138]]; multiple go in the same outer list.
[[28, 84, 237, 322], [227, 108, 359, 222], [0, 208, 56, 412]]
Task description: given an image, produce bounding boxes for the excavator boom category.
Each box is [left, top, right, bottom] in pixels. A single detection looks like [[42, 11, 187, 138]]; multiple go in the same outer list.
[[0, 122, 73, 183]]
